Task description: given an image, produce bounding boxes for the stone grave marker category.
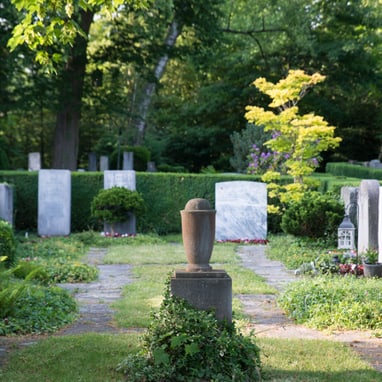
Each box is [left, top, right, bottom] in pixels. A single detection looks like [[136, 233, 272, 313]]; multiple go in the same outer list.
[[28, 152, 41, 171], [88, 152, 97, 171], [103, 170, 136, 234], [0, 183, 13, 225], [215, 181, 267, 241], [340, 186, 358, 227], [38, 170, 71, 236], [100, 156, 109, 171], [358, 179, 379, 254], [123, 151, 134, 170]]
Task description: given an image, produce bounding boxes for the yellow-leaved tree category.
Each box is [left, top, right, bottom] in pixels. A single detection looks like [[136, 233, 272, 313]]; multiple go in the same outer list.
[[245, 70, 341, 211]]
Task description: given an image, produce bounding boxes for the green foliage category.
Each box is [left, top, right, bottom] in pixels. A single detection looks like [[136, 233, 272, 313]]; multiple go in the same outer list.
[[281, 191, 343, 239], [278, 276, 382, 330], [42, 258, 98, 283], [12, 260, 50, 284], [326, 162, 382, 180], [361, 248, 379, 264], [91, 186, 146, 224], [117, 278, 261, 381], [0, 219, 16, 268], [0, 284, 77, 335]]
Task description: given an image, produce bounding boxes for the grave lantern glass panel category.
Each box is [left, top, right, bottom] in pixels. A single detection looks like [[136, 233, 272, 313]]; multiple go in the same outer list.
[[338, 215, 355, 250]]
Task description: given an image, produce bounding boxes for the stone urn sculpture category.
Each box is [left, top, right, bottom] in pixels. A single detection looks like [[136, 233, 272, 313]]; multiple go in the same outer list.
[[180, 198, 216, 271]]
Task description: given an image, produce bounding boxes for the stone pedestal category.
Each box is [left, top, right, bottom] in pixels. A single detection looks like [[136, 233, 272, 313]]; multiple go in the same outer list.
[[171, 270, 232, 322]]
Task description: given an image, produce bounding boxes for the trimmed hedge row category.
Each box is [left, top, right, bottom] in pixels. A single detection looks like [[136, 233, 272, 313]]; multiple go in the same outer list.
[[326, 162, 382, 180], [0, 171, 264, 234]]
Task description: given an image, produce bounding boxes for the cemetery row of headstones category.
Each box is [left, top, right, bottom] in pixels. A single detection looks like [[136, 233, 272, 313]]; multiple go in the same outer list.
[[28, 152, 157, 172]]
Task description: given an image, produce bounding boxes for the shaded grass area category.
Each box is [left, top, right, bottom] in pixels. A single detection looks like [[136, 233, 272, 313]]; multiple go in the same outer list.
[[1, 334, 380, 382], [105, 242, 276, 328]]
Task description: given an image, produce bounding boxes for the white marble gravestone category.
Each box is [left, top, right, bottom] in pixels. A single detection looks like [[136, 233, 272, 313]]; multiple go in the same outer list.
[[358, 179, 379, 254], [215, 181, 267, 241], [28, 152, 41, 171], [103, 170, 137, 234], [104, 170, 136, 190], [38, 170, 71, 236], [0, 183, 13, 225]]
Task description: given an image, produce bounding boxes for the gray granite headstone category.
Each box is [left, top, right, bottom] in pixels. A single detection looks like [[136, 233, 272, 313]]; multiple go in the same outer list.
[[340, 186, 358, 228], [28, 152, 41, 171], [100, 156, 109, 171], [369, 159, 382, 168], [358, 179, 379, 254], [38, 170, 71, 236], [378, 187, 382, 263], [215, 181, 267, 241], [123, 151, 134, 170], [88, 152, 97, 171], [147, 161, 156, 172], [103, 170, 137, 234], [0, 183, 13, 226]]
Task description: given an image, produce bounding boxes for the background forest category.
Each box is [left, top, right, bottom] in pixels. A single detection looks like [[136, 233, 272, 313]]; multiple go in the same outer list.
[[1, 0, 381, 173]]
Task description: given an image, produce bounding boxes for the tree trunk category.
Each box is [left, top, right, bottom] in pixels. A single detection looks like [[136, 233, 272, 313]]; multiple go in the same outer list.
[[134, 19, 181, 145], [52, 10, 94, 170]]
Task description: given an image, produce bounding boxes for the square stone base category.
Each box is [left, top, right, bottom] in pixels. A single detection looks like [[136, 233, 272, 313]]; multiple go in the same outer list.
[[170, 269, 232, 322]]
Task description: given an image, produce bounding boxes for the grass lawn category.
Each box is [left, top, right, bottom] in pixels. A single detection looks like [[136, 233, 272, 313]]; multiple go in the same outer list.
[[1, 334, 380, 381]]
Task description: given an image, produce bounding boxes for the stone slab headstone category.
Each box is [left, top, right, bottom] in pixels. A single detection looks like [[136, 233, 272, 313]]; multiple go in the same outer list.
[[378, 187, 382, 263], [103, 170, 136, 190], [215, 181, 267, 241], [147, 161, 156, 172], [369, 159, 382, 168], [38, 170, 71, 236], [100, 156, 109, 172], [358, 179, 379, 254], [103, 170, 137, 234], [28, 152, 41, 171], [123, 151, 134, 170], [88, 152, 97, 171], [0, 183, 13, 226], [340, 186, 359, 228]]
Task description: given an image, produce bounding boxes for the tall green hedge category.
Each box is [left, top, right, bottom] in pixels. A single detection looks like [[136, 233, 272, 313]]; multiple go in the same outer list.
[[326, 162, 382, 180], [0, 171, 265, 234]]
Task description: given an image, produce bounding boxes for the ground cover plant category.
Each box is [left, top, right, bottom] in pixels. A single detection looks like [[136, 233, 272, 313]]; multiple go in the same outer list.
[[117, 278, 262, 382], [268, 234, 382, 334]]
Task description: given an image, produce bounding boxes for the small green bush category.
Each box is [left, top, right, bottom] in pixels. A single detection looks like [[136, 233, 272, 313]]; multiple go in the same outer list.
[[0, 220, 16, 268], [281, 191, 343, 239], [118, 279, 261, 381], [91, 187, 146, 224]]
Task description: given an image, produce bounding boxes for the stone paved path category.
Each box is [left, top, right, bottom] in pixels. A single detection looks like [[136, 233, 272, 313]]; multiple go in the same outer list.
[[1, 245, 381, 374], [237, 245, 382, 373]]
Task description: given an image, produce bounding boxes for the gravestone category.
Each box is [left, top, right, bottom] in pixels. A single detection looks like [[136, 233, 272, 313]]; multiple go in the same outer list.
[[0, 183, 13, 225], [340, 186, 358, 227], [369, 159, 382, 168], [358, 179, 379, 254], [28, 152, 41, 171], [378, 188, 382, 263], [147, 161, 157, 172], [38, 170, 71, 236], [100, 156, 109, 171], [123, 151, 134, 170], [215, 181, 267, 241], [104, 170, 136, 190], [88, 152, 97, 171], [103, 170, 136, 234]]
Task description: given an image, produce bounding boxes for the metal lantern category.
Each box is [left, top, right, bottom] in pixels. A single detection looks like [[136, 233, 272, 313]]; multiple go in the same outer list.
[[337, 215, 355, 250]]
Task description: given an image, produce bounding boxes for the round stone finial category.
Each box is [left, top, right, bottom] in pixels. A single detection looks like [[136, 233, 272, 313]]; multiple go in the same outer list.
[[184, 198, 212, 211]]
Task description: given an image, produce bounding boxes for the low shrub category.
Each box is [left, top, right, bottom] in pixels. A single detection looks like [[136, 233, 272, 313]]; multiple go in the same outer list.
[[281, 191, 343, 239], [117, 278, 261, 381], [0, 220, 16, 268], [278, 276, 382, 330], [0, 285, 77, 335]]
